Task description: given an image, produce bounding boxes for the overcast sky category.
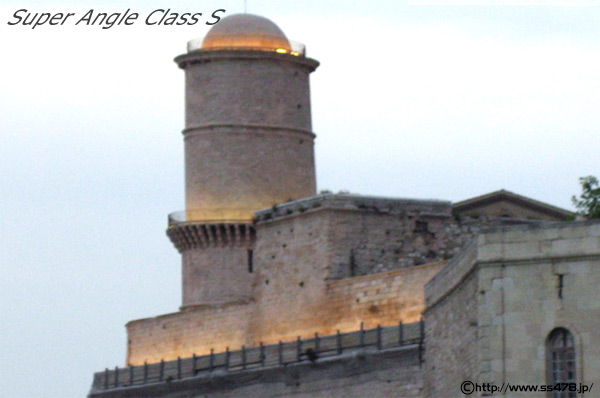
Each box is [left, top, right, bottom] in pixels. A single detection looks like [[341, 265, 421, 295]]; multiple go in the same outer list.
[[1, 1, 599, 397]]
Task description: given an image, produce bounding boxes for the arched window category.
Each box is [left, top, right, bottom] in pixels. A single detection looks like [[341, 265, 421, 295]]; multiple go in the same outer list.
[[547, 328, 576, 398]]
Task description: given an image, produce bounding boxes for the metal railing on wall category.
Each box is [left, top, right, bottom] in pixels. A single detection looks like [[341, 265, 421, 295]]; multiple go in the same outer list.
[[167, 210, 251, 227], [92, 320, 424, 391]]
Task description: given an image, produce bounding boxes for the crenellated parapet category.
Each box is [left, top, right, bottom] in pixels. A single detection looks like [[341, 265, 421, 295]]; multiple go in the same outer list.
[[167, 212, 257, 307], [167, 218, 255, 253], [254, 193, 452, 224]]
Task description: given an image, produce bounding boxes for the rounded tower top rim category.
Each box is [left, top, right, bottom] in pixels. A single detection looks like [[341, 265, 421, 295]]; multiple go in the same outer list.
[[201, 13, 292, 52]]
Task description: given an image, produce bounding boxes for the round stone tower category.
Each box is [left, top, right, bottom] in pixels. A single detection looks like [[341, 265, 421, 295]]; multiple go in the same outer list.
[[167, 14, 319, 308]]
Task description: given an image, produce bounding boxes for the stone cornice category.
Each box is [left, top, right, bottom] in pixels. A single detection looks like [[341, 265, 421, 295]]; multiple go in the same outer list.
[[182, 124, 316, 140], [174, 49, 319, 72]]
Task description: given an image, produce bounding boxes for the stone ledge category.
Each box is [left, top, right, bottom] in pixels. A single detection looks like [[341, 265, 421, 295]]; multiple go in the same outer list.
[[327, 261, 446, 288], [255, 194, 452, 224]]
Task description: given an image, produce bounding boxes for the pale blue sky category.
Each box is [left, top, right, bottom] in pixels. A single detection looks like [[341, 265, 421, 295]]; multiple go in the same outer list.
[[1, 1, 599, 397]]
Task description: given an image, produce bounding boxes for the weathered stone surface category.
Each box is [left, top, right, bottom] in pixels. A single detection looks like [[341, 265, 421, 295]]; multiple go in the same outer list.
[[180, 51, 318, 221], [423, 220, 600, 397]]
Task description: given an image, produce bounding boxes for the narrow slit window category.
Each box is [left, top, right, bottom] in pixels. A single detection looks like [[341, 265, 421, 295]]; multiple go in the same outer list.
[[557, 274, 564, 299], [247, 249, 253, 273]]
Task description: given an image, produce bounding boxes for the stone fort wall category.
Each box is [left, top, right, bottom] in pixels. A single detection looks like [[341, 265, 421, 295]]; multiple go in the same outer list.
[[128, 194, 550, 366], [422, 240, 479, 397], [127, 260, 442, 365], [254, 194, 547, 278]]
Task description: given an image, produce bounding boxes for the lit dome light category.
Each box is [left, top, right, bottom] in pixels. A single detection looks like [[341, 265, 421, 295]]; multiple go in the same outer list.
[[201, 14, 292, 53]]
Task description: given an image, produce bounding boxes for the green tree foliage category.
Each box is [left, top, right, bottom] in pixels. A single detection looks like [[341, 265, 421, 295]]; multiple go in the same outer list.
[[572, 176, 600, 219]]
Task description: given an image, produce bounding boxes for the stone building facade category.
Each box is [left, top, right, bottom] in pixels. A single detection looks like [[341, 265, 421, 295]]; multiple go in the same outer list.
[[424, 221, 600, 397], [89, 13, 598, 398]]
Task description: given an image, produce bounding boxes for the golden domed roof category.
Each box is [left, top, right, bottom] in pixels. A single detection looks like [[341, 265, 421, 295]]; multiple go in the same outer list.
[[202, 14, 292, 52]]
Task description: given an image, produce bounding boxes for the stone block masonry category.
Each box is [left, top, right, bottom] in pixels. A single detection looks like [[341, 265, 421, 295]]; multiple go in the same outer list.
[[126, 260, 441, 365], [129, 193, 551, 365], [177, 50, 319, 221], [255, 194, 550, 278], [423, 220, 600, 397]]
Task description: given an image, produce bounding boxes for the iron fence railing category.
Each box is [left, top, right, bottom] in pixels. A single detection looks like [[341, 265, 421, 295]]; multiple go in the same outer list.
[[167, 210, 251, 227], [92, 320, 424, 391]]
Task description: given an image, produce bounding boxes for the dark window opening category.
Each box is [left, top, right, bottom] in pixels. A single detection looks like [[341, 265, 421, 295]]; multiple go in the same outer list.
[[247, 249, 253, 273], [414, 220, 429, 233], [349, 249, 356, 277], [557, 274, 564, 299]]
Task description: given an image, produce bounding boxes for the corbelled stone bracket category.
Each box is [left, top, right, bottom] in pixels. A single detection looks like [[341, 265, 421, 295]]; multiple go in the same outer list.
[[167, 222, 255, 252]]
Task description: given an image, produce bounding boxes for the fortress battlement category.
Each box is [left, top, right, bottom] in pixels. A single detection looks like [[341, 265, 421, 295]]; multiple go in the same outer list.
[[254, 193, 452, 223]]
